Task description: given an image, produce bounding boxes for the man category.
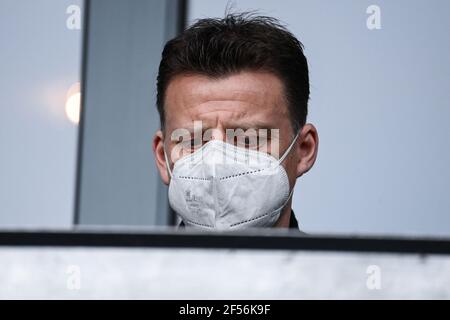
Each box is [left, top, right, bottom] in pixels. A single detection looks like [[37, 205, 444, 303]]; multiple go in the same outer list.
[[152, 13, 318, 230]]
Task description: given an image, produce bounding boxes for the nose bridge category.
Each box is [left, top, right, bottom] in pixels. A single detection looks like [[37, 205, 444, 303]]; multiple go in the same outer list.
[[204, 124, 226, 143], [201, 140, 222, 178]]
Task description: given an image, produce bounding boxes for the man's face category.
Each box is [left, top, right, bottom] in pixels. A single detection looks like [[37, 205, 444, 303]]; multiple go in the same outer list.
[[153, 70, 318, 226]]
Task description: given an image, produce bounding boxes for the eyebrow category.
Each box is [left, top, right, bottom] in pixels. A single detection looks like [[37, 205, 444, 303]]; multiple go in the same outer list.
[[173, 120, 278, 135], [226, 120, 278, 131]]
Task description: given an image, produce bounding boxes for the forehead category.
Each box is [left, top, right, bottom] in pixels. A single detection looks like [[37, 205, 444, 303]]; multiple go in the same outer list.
[[164, 71, 290, 129]]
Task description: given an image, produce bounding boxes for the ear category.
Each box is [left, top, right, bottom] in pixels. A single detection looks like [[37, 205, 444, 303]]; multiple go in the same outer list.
[[152, 130, 170, 185], [295, 124, 319, 177]]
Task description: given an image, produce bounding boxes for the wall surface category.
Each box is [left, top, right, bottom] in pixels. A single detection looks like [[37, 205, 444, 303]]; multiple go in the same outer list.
[[76, 0, 177, 226]]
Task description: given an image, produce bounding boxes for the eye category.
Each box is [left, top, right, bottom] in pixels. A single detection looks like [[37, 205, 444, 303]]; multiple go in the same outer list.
[[190, 139, 204, 151], [238, 135, 258, 149], [179, 138, 199, 152]]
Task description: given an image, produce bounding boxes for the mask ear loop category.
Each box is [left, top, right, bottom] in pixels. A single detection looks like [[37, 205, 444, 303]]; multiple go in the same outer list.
[[272, 130, 300, 211], [285, 184, 295, 203], [163, 146, 173, 178], [277, 130, 301, 165]]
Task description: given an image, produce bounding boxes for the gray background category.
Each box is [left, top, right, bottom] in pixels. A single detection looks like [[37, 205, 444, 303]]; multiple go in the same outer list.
[[188, 0, 450, 236], [1, 0, 449, 237], [0, 0, 82, 228]]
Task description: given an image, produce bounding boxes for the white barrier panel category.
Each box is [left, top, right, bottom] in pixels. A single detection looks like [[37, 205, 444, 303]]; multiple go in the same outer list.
[[0, 247, 449, 299]]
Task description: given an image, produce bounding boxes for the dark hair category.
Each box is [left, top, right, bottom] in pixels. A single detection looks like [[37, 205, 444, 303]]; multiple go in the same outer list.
[[156, 12, 310, 133]]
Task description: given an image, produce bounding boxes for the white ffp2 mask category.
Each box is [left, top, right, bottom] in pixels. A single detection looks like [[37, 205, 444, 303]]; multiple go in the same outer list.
[[164, 133, 299, 230]]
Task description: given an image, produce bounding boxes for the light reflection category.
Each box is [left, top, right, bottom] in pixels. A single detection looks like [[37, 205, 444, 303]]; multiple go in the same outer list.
[[65, 82, 81, 124]]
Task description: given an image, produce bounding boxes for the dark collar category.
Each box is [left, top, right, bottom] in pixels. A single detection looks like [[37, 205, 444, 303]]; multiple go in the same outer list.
[[289, 210, 299, 229]]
